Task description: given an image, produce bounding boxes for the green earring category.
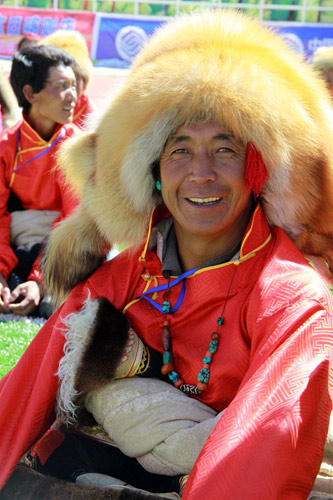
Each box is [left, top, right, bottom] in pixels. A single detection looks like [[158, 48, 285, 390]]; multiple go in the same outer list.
[[156, 180, 161, 191]]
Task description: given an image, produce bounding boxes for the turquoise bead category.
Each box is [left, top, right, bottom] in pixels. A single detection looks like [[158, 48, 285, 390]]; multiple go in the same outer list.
[[168, 371, 180, 383], [203, 356, 212, 364], [217, 317, 224, 325], [198, 368, 210, 383], [208, 339, 218, 353], [162, 301, 171, 313], [163, 350, 173, 364]]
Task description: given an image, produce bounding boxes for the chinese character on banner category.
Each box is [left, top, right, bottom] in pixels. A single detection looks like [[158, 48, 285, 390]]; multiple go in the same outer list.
[[0, 7, 95, 58], [59, 17, 76, 30], [8, 16, 23, 36], [0, 15, 6, 35], [22, 16, 41, 35], [40, 17, 59, 37]]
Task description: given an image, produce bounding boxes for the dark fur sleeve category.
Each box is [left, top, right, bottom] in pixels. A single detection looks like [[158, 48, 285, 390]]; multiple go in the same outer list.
[[71, 298, 130, 420], [74, 297, 130, 395]]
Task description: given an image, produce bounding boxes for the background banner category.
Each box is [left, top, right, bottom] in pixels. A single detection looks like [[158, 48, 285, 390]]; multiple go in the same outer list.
[[91, 14, 164, 67], [92, 14, 333, 66], [276, 24, 333, 57], [0, 6, 95, 58], [0, 8, 332, 65]]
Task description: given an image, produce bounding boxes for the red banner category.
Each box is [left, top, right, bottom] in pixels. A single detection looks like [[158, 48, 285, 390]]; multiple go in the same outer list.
[[0, 7, 96, 58]]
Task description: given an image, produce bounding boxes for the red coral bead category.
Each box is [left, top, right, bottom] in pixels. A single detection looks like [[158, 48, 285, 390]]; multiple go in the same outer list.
[[161, 363, 174, 375], [174, 379, 184, 388]]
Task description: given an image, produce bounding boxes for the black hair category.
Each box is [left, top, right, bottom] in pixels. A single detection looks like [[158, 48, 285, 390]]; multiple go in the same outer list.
[[151, 159, 163, 197], [151, 159, 160, 183], [17, 35, 39, 52], [10, 44, 75, 114]]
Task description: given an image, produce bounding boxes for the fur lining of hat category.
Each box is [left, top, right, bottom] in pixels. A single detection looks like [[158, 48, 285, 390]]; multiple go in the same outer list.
[[40, 30, 93, 85], [43, 9, 333, 303], [42, 206, 107, 307]]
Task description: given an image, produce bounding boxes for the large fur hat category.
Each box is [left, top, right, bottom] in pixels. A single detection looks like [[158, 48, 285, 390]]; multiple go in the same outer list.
[[40, 30, 93, 86], [44, 10, 333, 305]]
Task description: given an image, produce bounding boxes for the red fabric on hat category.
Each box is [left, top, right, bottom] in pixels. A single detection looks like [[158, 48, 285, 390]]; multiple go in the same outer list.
[[245, 143, 269, 198]]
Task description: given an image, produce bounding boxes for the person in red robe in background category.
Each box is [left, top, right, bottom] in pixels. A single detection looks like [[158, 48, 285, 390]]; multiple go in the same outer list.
[[0, 44, 79, 317], [40, 30, 94, 128]]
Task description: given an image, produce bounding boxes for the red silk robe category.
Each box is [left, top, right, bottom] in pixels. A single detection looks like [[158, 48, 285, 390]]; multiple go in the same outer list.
[[0, 205, 332, 498]]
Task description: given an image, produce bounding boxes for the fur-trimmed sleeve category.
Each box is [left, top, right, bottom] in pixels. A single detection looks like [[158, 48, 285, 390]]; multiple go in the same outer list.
[[57, 296, 130, 425]]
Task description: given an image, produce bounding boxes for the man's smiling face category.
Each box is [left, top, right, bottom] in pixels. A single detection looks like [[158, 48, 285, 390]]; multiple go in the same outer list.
[[159, 121, 252, 246]]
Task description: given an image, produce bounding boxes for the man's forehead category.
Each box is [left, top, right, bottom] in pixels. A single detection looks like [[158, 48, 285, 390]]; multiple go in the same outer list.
[[47, 64, 75, 79], [166, 121, 239, 144]]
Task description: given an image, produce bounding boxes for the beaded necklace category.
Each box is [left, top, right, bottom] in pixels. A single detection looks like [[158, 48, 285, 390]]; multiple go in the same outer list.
[[138, 265, 237, 395]]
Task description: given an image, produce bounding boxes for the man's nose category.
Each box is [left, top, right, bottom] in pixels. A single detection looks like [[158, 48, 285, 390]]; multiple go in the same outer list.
[[189, 150, 217, 183], [66, 85, 77, 102]]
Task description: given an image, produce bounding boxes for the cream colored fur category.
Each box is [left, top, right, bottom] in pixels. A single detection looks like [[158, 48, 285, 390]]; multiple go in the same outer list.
[[57, 295, 99, 425], [55, 131, 96, 196], [42, 205, 106, 306], [44, 10, 333, 303]]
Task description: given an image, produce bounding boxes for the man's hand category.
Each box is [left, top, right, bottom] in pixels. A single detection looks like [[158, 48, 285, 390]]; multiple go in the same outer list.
[[0, 272, 11, 313], [8, 281, 42, 316]]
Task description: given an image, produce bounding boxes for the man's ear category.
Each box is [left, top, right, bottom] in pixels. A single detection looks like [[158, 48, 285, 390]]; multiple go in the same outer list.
[[22, 84, 37, 104]]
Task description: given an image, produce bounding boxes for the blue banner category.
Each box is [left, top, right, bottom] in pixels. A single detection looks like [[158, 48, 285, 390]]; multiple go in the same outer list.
[[273, 24, 333, 58], [92, 14, 333, 67], [92, 15, 165, 67]]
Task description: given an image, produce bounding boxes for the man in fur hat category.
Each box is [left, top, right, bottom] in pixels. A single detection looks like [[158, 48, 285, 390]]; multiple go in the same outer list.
[[0, 10, 333, 500]]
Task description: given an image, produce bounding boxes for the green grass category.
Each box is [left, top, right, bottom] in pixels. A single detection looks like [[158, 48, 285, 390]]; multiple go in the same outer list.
[[0, 320, 42, 378]]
